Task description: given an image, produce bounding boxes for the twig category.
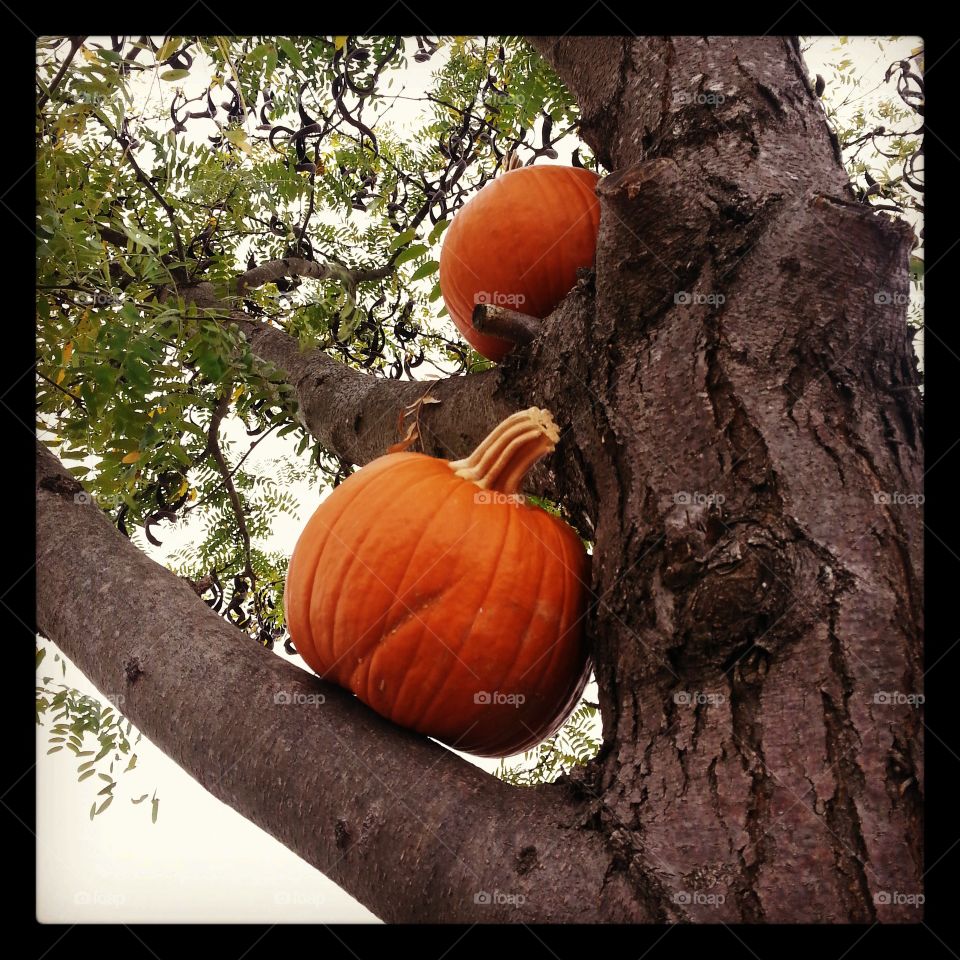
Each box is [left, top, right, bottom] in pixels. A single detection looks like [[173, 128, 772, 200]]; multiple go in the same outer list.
[[206, 394, 261, 623], [37, 370, 87, 409], [37, 36, 87, 112], [215, 36, 248, 114], [118, 140, 187, 265]]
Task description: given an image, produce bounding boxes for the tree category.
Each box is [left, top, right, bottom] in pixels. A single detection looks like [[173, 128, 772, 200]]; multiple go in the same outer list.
[[36, 35, 923, 922]]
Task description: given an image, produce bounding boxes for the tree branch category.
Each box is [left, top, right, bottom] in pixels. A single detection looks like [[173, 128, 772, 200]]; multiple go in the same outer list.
[[233, 257, 393, 298], [118, 140, 187, 264], [231, 315, 513, 466], [36, 441, 629, 922], [472, 303, 541, 347]]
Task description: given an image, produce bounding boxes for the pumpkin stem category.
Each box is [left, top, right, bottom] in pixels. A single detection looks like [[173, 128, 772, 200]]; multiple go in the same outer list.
[[502, 149, 523, 172], [449, 408, 560, 494]]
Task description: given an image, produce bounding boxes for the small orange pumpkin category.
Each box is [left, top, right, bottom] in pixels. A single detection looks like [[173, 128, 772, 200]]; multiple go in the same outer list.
[[284, 408, 591, 757], [439, 164, 601, 362]]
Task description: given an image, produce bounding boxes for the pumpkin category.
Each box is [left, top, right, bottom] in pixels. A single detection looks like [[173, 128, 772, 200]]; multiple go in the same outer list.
[[439, 164, 601, 362], [284, 408, 591, 757]]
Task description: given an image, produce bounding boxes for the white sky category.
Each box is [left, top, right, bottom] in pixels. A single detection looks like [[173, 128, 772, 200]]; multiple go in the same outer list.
[[37, 35, 922, 924]]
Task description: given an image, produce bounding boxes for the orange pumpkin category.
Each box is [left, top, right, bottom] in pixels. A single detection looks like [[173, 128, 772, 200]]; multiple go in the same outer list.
[[284, 408, 591, 757], [439, 164, 601, 362]]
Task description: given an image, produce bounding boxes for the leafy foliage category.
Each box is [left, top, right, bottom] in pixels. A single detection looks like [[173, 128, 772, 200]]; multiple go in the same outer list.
[[36, 644, 157, 821], [495, 700, 601, 785]]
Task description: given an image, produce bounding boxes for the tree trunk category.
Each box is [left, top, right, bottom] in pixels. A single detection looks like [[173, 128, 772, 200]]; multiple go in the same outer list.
[[36, 36, 922, 922], [522, 34, 923, 922]]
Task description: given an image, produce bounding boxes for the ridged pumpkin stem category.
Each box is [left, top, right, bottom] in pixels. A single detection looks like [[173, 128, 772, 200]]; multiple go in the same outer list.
[[449, 408, 560, 494]]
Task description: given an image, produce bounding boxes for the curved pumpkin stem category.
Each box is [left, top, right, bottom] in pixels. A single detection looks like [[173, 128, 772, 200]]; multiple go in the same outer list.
[[449, 408, 560, 494], [502, 149, 524, 172]]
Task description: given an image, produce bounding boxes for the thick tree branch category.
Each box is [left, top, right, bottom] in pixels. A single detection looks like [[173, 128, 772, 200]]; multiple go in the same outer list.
[[36, 442, 633, 922], [231, 315, 513, 465], [158, 259, 515, 468]]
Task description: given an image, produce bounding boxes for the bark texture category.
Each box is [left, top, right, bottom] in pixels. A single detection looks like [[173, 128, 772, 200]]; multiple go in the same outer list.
[[36, 36, 922, 922]]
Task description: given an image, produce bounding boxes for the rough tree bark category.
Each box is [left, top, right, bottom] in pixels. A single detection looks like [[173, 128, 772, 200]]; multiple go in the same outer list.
[[36, 36, 922, 922]]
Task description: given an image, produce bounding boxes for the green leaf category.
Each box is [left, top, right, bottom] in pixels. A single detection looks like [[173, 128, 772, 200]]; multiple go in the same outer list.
[[395, 244, 429, 265], [410, 260, 439, 282], [388, 228, 417, 251], [427, 219, 450, 244], [244, 42, 272, 64], [121, 224, 157, 249], [160, 69, 190, 82], [223, 126, 254, 156], [276, 37, 303, 70], [156, 38, 180, 62]]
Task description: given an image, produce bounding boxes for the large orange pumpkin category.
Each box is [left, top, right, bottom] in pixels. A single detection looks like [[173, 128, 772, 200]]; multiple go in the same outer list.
[[439, 165, 601, 363], [284, 408, 591, 757]]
